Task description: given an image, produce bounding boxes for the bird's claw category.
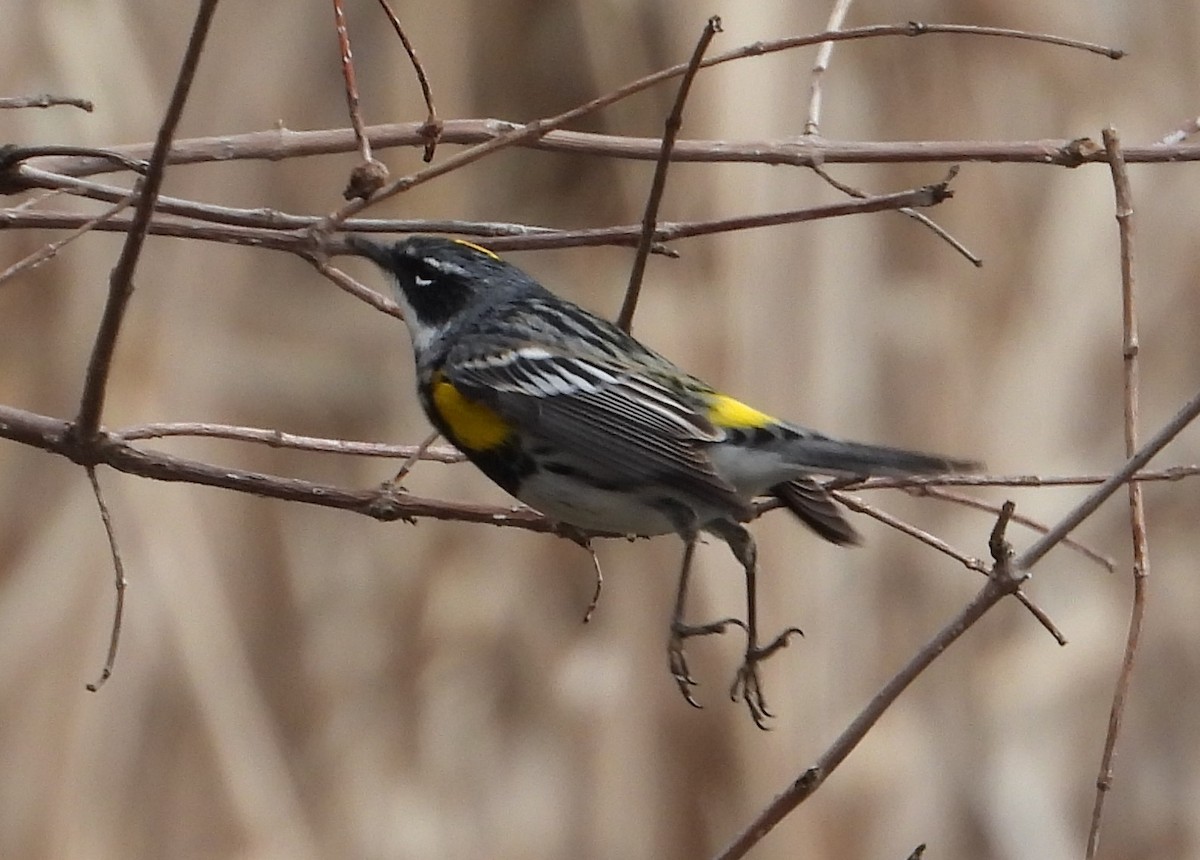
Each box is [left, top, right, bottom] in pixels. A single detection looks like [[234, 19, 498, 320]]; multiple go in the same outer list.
[[729, 625, 804, 730], [668, 616, 746, 708]]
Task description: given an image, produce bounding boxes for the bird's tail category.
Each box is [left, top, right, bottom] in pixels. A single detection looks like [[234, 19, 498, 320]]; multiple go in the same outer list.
[[771, 477, 861, 546], [768, 437, 978, 546], [781, 436, 980, 478]]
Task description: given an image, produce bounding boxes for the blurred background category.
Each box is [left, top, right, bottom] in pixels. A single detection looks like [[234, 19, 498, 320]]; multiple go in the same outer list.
[[2, 2, 1199, 858]]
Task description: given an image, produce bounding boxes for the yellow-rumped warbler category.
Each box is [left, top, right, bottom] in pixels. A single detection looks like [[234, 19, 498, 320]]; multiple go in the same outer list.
[[350, 235, 977, 726]]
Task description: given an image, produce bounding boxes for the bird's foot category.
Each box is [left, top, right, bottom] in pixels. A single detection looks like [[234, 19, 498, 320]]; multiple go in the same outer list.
[[667, 616, 746, 708], [729, 625, 804, 729]]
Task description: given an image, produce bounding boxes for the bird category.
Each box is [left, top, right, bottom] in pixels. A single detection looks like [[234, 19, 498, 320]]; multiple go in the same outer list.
[[349, 234, 978, 726]]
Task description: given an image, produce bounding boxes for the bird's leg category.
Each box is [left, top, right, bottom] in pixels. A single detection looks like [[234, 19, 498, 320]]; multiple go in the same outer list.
[[667, 532, 745, 708], [710, 521, 803, 729]]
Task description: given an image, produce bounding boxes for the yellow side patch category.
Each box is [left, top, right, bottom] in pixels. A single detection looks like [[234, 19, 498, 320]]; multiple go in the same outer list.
[[431, 377, 512, 450], [452, 239, 500, 260], [707, 393, 778, 429]]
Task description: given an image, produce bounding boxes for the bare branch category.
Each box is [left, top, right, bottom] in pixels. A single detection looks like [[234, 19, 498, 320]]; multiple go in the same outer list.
[[374, 0, 441, 161], [1087, 126, 1151, 859], [0, 93, 94, 111], [910, 484, 1115, 572], [114, 421, 464, 462], [72, 0, 220, 442], [1014, 386, 1200, 572], [33, 123, 1195, 182], [837, 491, 1066, 645], [618, 15, 721, 333], [0, 192, 136, 287], [803, 0, 856, 136], [1, 182, 950, 257], [84, 467, 126, 692], [714, 506, 1026, 860]]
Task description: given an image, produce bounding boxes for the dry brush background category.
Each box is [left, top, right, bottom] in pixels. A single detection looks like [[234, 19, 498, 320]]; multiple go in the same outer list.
[[2, 2, 1200, 859]]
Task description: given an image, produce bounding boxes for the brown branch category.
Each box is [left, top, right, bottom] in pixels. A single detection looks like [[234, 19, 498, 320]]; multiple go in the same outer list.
[[909, 485, 1115, 572], [812, 163, 982, 266], [714, 506, 1025, 860], [0, 403, 560, 532], [1086, 126, 1150, 859], [0, 93, 94, 111], [308, 256, 403, 317], [803, 0, 856, 136], [1, 182, 949, 257], [313, 21, 1123, 227], [332, 0, 389, 199], [72, 0, 220, 442], [0, 192, 137, 287], [836, 491, 1066, 645], [84, 467, 126, 692], [34, 123, 1197, 181], [1014, 385, 1200, 572], [114, 421, 465, 462], [618, 15, 721, 332], [391, 429, 442, 482], [333, 0, 372, 164], [374, 0, 441, 161], [839, 467, 1200, 490]]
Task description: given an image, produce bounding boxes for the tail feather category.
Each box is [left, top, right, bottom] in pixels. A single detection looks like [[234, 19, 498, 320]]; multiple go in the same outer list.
[[785, 437, 980, 478], [771, 477, 861, 546], [770, 438, 979, 546]]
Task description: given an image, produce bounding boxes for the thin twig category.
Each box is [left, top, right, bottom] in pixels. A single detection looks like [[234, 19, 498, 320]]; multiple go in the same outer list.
[[1013, 386, 1200, 573], [714, 506, 1025, 860], [803, 0, 856, 136], [835, 491, 987, 572], [72, 0, 220, 443], [5, 400, 1198, 539], [1086, 126, 1150, 860], [910, 484, 1115, 572], [374, 0, 441, 161], [84, 467, 126, 691], [309, 256, 403, 317], [331, 0, 367, 164], [1, 181, 950, 257], [332, 0, 372, 164], [812, 163, 982, 266], [617, 15, 721, 333], [0, 94, 94, 112], [33, 126, 1200, 183], [392, 429, 442, 481], [332, 0, 388, 199], [837, 491, 1066, 645], [0, 192, 137, 287], [576, 535, 605, 624], [114, 421, 465, 462], [0, 144, 146, 178], [842, 466, 1200, 490], [316, 22, 1121, 229]]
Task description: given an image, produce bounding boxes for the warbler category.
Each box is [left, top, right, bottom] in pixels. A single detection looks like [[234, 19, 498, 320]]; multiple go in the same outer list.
[[350, 235, 977, 726]]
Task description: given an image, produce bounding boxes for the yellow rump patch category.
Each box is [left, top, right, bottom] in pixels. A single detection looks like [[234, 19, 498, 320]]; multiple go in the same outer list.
[[431, 376, 511, 450], [706, 393, 778, 429], [452, 239, 500, 260]]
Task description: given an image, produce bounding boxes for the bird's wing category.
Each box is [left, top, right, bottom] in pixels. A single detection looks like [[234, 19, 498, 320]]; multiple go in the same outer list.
[[444, 343, 747, 516]]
